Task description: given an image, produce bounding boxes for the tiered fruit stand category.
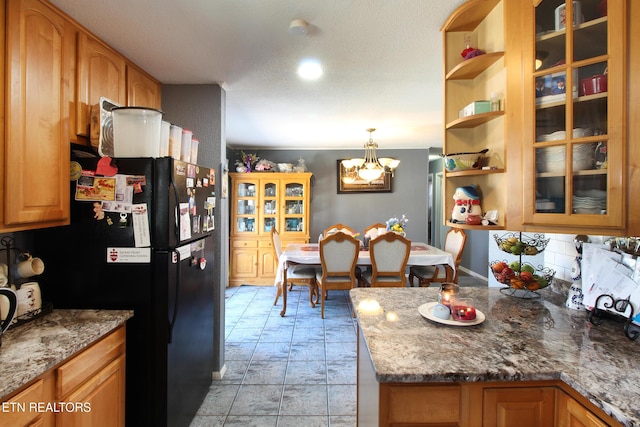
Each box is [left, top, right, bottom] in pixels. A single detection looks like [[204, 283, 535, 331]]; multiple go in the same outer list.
[[490, 232, 555, 299]]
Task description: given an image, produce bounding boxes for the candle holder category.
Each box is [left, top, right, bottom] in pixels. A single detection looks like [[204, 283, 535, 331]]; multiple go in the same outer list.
[[451, 297, 477, 321], [438, 283, 459, 307]]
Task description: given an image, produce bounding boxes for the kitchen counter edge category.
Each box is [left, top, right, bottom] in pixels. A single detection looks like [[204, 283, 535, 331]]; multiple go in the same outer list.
[[351, 287, 639, 427], [0, 309, 133, 399]]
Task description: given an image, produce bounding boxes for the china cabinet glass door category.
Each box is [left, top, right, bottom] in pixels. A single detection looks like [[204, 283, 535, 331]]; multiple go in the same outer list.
[[262, 181, 278, 234], [235, 181, 256, 234], [528, 0, 623, 228], [282, 181, 306, 234]]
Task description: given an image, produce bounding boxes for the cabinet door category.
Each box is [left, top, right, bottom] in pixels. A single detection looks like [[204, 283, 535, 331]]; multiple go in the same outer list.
[[281, 178, 309, 236], [56, 354, 125, 427], [483, 387, 555, 427], [556, 390, 609, 427], [523, 0, 625, 230], [76, 32, 126, 137], [233, 179, 258, 235], [231, 247, 258, 279], [4, 0, 73, 227], [261, 179, 278, 235], [127, 64, 161, 108]]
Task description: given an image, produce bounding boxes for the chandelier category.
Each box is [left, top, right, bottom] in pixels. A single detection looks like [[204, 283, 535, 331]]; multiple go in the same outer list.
[[341, 128, 400, 183]]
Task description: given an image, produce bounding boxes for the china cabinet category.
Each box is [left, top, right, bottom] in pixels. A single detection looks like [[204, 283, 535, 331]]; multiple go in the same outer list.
[[229, 172, 312, 286], [441, 0, 508, 230], [519, 0, 626, 232]]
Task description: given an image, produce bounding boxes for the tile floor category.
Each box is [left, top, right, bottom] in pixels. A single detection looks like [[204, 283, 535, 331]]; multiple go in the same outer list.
[[191, 284, 358, 427], [191, 273, 485, 427]]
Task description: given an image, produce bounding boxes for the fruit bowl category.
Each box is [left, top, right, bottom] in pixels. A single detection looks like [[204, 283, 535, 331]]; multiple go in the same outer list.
[[490, 260, 554, 291], [493, 232, 550, 256]]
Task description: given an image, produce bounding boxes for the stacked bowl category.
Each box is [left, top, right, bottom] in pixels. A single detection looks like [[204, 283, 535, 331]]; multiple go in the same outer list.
[[572, 189, 606, 214]]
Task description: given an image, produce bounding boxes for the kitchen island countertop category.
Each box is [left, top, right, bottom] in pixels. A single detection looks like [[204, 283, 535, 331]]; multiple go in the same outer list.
[[351, 287, 639, 426], [0, 309, 133, 399]]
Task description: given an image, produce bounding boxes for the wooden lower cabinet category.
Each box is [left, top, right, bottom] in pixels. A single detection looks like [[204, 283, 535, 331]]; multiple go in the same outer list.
[[483, 386, 555, 427], [556, 388, 611, 427], [0, 326, 126, 427], [360, 381, 619, 427]]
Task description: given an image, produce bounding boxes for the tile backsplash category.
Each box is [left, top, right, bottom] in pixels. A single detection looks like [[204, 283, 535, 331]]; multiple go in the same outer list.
[[543, 233, 611, 282]]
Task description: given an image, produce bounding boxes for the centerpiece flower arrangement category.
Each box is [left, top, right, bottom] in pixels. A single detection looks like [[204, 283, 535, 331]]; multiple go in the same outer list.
[[386, 214, 408, 235], [235, 151, 259, 172]]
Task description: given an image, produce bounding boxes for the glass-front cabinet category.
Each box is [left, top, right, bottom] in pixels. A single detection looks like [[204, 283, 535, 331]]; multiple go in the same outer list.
[[230, 172, 312, 286], [523, 0, 625, 229]]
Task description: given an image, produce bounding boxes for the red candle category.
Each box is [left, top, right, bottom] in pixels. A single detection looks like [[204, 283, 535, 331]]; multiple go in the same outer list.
[[451, 298, 476, 321]]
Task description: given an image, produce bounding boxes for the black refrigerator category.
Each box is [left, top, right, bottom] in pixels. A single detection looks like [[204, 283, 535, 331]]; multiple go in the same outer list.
[[31, 147, 216, 427]]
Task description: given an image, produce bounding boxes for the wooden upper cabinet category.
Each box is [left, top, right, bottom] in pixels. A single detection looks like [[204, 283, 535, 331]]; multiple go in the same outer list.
[[76, 32, 126, 137], [3, 0, 74, 228], [127, 64, 161, 109]]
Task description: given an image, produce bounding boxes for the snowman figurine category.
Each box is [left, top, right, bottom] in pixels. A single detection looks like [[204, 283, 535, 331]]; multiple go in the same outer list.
[[451, 185, 482, 223]]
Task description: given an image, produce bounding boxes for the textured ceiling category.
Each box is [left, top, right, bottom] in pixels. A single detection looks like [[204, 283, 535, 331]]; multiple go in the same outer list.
[[50, 0, 466, 150]]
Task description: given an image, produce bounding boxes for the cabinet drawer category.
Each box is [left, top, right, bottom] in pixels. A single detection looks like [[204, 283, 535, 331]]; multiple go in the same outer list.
[[1, 379, 45, 426], [57, 326, 126, 398], [232, 240, 257, 248], [382, 384, 461, 423], [259, 240, 273, 248]]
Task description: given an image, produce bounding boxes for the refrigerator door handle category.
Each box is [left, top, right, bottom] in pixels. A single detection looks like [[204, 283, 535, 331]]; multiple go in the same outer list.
[[170, 172, 181, 241], [168, 248, 181, 343]]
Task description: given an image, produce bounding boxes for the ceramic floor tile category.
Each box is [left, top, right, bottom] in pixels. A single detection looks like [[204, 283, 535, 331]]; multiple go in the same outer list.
[[216, 360, 249, 384], [251, 341, 292, 361], [326, 360, 357, 385], [197, 285, 361, 426], [285, 360, 327, 385], [196, 384, 240, 415], [189, 415, 226, 427], [279, 384, 328, 416], [226, 327, 264, 343], [327, 385, 357, 416], [229, 384, 284, 416], [289, 340, 326, 361], [325, 341, 356, 360], [259, 325, 294, 343], [221, 415, 278, 426], [276, 415, 330, 426], [225, 342, 258, 361], [243, 360, 288, 385]]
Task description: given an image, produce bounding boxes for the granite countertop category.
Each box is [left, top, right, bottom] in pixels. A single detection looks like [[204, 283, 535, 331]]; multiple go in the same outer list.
[[0, 309, 133, 399], [351, 287, 639, 427]]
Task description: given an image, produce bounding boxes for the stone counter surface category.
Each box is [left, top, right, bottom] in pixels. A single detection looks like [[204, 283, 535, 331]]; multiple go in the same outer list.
[[0, 309, 133, 399], [351, 287, 639, 427]]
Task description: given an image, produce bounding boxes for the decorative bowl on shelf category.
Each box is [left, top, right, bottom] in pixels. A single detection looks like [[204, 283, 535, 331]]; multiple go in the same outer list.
[[441, 149, 488, 172], [493, 232, 549, 255]]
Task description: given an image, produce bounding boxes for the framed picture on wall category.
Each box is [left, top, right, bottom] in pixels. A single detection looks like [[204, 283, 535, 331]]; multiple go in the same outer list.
[[337, 160, 392, 194]]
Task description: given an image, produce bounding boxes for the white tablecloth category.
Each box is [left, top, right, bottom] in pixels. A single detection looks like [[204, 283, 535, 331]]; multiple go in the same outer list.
[[274, 242, 455, 286]]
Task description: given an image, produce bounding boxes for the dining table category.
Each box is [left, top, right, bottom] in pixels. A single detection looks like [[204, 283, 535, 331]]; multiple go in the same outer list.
[[274, 242, 456, 316]]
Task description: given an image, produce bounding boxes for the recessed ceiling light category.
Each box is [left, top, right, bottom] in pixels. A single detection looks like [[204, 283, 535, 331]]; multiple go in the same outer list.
[[297, 59, 323, 80]]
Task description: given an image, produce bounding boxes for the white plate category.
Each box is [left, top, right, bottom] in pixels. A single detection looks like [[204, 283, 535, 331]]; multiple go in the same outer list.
[[418, 302, 486, 327]]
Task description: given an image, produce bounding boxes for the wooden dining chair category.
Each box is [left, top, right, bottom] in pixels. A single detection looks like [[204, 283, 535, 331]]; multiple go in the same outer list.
[[271, 228, 318, 307], [316, 232, 360, 318], [323, 223, 356, 236], [362, 233, 411, 287], [408, 228, 467, 287], [363, 223, 387, 240]]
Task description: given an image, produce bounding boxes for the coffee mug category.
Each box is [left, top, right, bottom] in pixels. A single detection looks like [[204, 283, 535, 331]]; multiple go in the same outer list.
[[16, 282, 42, 317], [12, 256, 45, 280], [0, 288, 18, 325]]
